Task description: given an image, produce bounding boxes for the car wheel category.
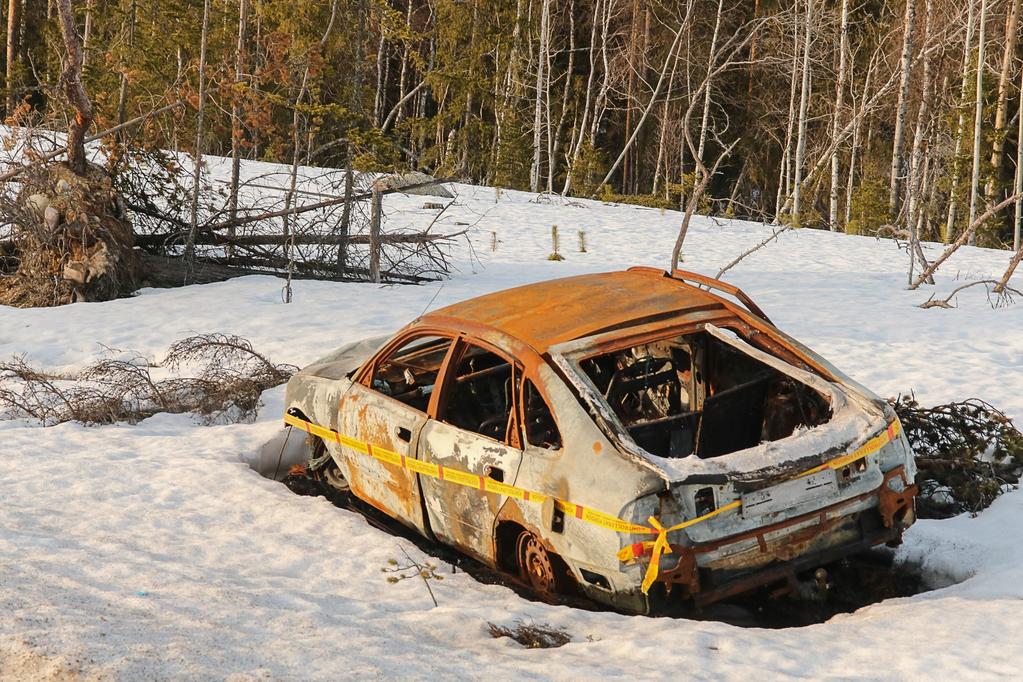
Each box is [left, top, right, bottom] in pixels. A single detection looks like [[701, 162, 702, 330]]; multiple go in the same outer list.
[[515, 530, 558, 595]]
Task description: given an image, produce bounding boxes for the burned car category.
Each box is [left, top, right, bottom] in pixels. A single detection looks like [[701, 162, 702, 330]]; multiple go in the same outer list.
[[282, 267, 917, 614]]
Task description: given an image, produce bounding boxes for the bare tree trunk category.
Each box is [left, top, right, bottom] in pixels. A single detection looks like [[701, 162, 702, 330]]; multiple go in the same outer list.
[[281, 4, 337, 298], [791, 0, 813, 224], [184, 0, 211, 268], [1015, 61, 1023, 252], [492, 0, 526, 182], [336, 149, 354, 278], [906, 0, 933, 283], [828, 0, 850, 231], [889, 0, 916, 213], [775, 0, 801, 222], [985, 0, 1020, 205], [652, 39, 682, 196], [563, 0, 601, 195], [530, 0, 551, 193], [944, 0, 977, 242], [671, 137, 740, 266], [595, 22, 686, 193], [82, 0, 94, 67], [374, 30, 386, 127], [695, 0, 725, 186], [369, 184, 383, 283], [228, 0, 249, 260], [967, 0, 989, 241], [622, 0, 639, 192], [395, 0, 413, 128], [55, 0, 94, 177], [6, 0, 20, 115], [589, 0, 615, 148], [550, 0, 575, 193], [115, 0, 137, 141], [845, 55, 874, 229]]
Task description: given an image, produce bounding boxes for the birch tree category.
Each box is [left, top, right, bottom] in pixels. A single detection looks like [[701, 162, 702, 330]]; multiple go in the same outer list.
[[529, 0, 552, 193], [790, 0, 813, 223], [889, 0, 917, 213], [229, 0, 250, 234], [906, 0, 934, 283], [5, 0, 20, 115], [775, 1, 801, 222], [184, 0, 211, 270], [967, 0, 989, 238], [1015, 62, 1023, 252], [944, 0, 977, 242], [828, 0, 850, 230], [985, 0, 1021, 206]]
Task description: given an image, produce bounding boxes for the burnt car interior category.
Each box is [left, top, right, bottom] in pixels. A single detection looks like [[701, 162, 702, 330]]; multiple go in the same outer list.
[[372, 335, 564, 450], [442, 345, 515, 442], [372, 335, 453, 412], [580, 330, 831, 459]]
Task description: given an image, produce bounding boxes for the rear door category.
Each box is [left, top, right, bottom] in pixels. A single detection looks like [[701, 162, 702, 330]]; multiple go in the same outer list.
[[418, 339, 524, 562], [337, 334, 454, 534]]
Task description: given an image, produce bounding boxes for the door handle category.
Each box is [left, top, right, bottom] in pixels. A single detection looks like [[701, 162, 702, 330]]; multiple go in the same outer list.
[[396, 427, 412, 443], [485, 466, 504, 483]]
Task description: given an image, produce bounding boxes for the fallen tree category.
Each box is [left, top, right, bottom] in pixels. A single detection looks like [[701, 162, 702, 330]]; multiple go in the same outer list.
[[0, 334, 296, 426], [890, 394, 1022, 519], [0, 2, 139, 307]]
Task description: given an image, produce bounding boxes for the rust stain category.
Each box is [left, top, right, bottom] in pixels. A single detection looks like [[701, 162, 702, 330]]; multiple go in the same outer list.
[[421, 270, 723, 353], [878, 465, 918, 528], [592, 441, 602, 456], [362, 417, 416, 518]]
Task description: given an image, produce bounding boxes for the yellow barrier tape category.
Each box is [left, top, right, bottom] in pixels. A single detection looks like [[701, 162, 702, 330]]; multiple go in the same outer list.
[[283, 411, 903, 595]]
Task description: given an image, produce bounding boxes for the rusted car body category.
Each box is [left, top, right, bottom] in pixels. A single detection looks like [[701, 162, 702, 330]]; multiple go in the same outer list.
[[283, 267, 917, 614]]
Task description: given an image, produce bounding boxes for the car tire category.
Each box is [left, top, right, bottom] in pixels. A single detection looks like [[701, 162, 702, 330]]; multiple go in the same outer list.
[[515, 530, 561, 595]]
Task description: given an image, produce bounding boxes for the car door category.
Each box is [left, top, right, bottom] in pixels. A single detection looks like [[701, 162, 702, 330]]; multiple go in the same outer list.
[[337, 334, 455, 534], [417, 338, 525, 562]]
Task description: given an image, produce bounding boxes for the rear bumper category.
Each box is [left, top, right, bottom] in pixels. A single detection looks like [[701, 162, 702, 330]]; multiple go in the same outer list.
[[653, 465, 917, 608]]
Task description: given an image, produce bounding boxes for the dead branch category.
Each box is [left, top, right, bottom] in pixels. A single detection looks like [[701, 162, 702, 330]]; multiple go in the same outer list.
[[0, 101, 184, 183], [909, 192, 1022, 289], [917, 279, 1023, 309], [135, 231, 461, 249], [716, 226, 793, 279], [993, 244, 1023, 293], [205, 178, 452, 233], [0, 334, 297, 426]]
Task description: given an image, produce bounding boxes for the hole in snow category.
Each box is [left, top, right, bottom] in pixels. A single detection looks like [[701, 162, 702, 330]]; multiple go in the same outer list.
[[252, 430, 949, 629]]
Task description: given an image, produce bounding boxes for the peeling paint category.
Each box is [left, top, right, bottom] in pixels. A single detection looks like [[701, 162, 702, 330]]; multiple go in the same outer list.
[[283, 268, 918, 614]]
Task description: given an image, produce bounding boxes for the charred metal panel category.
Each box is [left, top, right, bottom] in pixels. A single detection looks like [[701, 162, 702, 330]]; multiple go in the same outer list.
[[504, 363, 665, 573], [337, 383, 429, 534], [282, 267, 918, 614], [418, 419, 524, 562]]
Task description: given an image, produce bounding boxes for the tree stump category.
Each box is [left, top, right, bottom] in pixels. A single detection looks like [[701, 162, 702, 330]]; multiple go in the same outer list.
[[0, 162, 139, 307]]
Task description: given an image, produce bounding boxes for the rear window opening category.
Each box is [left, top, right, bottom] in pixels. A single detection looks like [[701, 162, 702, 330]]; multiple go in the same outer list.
[[579, 330, 831, 459]]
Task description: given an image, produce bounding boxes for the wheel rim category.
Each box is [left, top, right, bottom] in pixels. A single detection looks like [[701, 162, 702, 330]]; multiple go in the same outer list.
[[517, 532, 556, 594]]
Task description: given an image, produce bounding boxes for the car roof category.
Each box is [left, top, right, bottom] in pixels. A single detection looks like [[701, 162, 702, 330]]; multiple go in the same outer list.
[[421, 267, 730, 353]]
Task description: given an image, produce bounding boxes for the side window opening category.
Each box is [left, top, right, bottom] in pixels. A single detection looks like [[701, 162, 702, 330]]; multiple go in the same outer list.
[[579, 331, 830, 460], [441, 344, 516, 443], [523, 379, 562, 450], [372, 335, 453, 412]]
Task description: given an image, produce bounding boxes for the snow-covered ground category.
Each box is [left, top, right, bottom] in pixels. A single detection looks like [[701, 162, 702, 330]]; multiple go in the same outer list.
[[2, 175, 1022, 679]]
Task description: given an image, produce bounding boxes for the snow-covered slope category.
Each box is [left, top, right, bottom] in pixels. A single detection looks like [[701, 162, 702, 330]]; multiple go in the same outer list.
[[2, 179, 1021, 679]]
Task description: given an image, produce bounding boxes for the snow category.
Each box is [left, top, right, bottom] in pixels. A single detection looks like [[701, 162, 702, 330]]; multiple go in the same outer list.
[[2, 170, 1023, 679]]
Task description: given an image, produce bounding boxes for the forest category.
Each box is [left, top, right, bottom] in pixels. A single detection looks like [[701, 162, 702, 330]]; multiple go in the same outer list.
[[2, 0, 1021, 250]]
